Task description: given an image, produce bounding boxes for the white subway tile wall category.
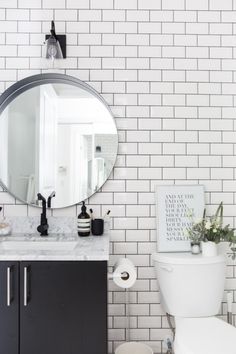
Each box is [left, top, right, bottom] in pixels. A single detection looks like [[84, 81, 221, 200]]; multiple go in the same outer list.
[[0, 0, 236, 352]]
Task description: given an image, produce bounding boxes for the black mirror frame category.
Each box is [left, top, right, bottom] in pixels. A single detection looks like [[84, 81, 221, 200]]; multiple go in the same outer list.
[[0, 73, 118, 208]]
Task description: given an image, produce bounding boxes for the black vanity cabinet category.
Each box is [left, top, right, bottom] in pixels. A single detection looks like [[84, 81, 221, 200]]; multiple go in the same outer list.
[[0, 262, 19, 354], [0, 261, 107, 354]]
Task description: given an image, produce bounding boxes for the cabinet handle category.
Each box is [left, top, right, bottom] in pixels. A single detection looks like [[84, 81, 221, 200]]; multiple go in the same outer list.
[[7, 267, 11, 307], [24, 267, 28, 307]]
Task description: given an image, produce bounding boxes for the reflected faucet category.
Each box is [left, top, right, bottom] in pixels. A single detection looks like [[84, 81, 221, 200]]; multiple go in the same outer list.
[[37, 191, 56, 236], [47, 191, 56, 208]]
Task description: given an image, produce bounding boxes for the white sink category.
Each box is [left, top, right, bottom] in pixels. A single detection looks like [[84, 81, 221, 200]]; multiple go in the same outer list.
[[0, 234, 78, 251]]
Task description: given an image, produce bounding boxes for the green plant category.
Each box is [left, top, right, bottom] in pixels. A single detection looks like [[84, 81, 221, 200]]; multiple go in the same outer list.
[[187, 202, 236, 259]]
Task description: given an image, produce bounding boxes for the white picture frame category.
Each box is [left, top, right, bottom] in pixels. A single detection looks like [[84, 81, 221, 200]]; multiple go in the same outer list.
[[155, 185, 205, 252]]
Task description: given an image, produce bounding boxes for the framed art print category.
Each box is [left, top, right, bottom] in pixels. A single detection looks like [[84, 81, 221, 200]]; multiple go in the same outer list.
[[155, 185, 205, 252]]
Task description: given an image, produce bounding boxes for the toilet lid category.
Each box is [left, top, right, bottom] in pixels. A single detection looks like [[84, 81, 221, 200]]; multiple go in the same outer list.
[[174, 317, 236, 354]]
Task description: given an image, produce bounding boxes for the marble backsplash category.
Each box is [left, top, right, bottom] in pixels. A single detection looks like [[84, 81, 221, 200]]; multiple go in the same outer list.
[[5, 217, 77, 234]]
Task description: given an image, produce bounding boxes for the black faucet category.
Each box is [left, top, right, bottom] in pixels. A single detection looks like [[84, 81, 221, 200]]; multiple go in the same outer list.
[[37, 191, 56, 236]]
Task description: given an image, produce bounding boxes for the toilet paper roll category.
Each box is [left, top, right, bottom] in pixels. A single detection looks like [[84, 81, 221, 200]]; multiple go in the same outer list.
[[113, 258, 137, 289]]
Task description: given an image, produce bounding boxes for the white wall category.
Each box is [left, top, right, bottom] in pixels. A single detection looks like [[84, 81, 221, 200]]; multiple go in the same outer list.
[[8, 89, 37, 201], [0, 1, 236, 353]]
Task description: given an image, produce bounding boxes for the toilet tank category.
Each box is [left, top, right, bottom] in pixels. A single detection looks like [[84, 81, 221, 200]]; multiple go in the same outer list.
[[153, 253, 226, 317]]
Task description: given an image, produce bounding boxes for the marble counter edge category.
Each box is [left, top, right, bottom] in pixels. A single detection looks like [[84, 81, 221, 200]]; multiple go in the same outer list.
[[0, 233, 110, 261], [0, 255, 109, 261]]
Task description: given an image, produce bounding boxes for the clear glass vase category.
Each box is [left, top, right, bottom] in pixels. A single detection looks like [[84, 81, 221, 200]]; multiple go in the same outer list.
[[190, 241, 201, 255]]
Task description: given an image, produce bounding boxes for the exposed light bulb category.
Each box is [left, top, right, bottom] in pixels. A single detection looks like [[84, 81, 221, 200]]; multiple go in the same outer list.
[[45, 20, 66, 60], [47, 43, 57, 60]]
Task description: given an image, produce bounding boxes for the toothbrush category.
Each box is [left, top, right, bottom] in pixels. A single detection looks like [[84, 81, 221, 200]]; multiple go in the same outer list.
[[89, 208, 94, 220], [103, 210, 111, 232], [103, 210, 111, 218]]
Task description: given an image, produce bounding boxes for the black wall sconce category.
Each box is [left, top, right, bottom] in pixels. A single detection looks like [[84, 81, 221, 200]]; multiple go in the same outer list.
[[45, 20, 66, 60]]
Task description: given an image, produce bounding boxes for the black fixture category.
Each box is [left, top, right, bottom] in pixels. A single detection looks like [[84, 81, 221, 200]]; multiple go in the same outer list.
[[0, 260, 107, 354], [47, 191, 56, 208], [37, 192, 56, 236], [45, 20, 66, 59], [37, 193, 48, 236]]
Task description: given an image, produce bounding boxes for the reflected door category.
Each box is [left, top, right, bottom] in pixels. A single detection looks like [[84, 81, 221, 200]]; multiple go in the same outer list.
[[38, 85, 58, 198]]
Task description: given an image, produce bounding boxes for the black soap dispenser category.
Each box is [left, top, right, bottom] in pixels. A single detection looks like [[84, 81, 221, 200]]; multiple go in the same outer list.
[[77, 201, 91, 237]]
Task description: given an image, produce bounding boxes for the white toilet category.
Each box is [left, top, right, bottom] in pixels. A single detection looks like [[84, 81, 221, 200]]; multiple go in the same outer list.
[[153, 252, 236, 354]]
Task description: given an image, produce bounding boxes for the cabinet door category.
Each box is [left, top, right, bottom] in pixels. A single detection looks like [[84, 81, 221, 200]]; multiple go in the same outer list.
[[0, 262, 19, 354], [20, 261, 107, 354], [79, 261, 107, 354]]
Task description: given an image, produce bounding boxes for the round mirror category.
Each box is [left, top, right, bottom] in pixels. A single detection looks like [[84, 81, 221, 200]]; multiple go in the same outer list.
[[0, 74, 118, 208]]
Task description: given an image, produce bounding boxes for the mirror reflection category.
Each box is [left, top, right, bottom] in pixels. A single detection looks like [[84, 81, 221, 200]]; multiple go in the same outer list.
[[0, 82, 118, 208]]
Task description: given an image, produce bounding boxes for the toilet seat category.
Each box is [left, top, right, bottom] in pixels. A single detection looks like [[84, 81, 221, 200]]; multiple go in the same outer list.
[[174, 317, 236, 354]]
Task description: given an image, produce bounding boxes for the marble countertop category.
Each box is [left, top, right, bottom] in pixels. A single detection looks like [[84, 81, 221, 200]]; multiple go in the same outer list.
[[0, 233, 109, 261]]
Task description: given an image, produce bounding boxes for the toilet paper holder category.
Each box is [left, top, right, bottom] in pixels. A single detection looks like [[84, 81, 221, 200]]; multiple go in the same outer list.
[[108, 271, 129, 281], [108, 258, 137, 289]]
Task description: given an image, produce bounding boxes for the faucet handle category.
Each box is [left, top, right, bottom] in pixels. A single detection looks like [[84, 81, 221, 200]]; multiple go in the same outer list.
[[37, 193, 46, 203], [47, 191, 56, 208]]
